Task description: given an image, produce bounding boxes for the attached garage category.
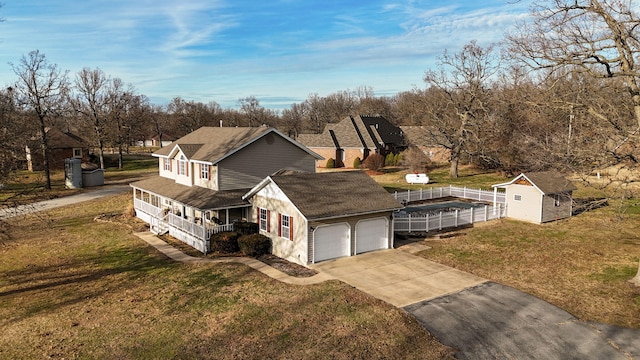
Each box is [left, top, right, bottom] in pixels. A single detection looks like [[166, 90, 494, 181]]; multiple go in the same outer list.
[[355, 217, 389, 254], [244, 170, 403, 266], [313, 223, 351, 262]]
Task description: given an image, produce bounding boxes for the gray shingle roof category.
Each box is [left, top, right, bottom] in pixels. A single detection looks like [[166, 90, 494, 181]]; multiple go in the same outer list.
[[524, 172, 577, 194], [131, 176, 250, 210], [269, 170, 403, 220]]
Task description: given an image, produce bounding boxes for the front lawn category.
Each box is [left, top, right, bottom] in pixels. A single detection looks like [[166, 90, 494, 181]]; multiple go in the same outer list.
[[0, 193, 452, 359]]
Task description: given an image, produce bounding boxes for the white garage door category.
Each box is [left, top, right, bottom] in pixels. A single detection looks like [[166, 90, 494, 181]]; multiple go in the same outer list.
[[355, 217, 389, 254], [313, 223, 350, 262]]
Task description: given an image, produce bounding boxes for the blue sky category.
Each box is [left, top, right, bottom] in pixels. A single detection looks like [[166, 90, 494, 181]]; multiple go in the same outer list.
[[0, 1, 531, 109]]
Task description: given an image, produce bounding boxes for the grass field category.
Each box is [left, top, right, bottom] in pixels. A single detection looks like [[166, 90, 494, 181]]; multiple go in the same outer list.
[[0, 193, 452, 359]]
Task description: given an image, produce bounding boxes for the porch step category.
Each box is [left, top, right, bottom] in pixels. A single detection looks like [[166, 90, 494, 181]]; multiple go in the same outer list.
[[150, 224, 169, 235]]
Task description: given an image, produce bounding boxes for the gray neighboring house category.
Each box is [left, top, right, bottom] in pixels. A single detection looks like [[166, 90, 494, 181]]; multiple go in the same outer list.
[[493, 172, 577, 224], [130, 126, 323, 253], [244, 170, 403, 265]]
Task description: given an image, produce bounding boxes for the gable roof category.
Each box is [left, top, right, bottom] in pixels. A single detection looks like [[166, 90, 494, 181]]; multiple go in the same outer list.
[[297, 115, 404, 150], [153, 126, 322, 163], [29, 128, 88, 149], [245, 170, 403, 220], [400, 126, 436, 147], [493, 171, 577, 195]]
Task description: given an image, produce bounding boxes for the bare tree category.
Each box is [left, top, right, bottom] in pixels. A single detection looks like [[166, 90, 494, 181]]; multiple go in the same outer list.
[[74, 67, 110, 169], [11, 50, 69, 189], [423, 41, 500, 178], [508, 0, 640, 168], [281, 102, 308, 139]]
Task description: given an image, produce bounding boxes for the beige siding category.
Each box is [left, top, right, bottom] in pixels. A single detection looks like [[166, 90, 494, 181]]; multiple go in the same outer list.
[[307, 212, 394, 264], [192, 163, 218, 190], [251, 184, 309, 266], [158, 158, 176, 180], [541, 192, 573, 223], [218, 132, 317, 190], [505, 184, 543, 223]]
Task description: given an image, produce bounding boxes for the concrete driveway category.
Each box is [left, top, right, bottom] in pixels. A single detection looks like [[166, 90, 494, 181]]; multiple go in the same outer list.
[[310, 249, 486, 307]]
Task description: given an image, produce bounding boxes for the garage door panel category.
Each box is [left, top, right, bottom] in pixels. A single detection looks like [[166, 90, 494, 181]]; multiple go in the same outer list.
[[355, 217, 388, 254], [314, 223, 350, 262]]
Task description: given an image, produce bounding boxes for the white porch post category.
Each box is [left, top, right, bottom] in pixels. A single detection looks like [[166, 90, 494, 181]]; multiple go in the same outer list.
[[493, 187, 498, 215]]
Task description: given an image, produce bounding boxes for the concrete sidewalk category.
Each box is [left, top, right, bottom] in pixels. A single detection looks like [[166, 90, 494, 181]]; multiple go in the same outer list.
[[311, 249, 486, 307]]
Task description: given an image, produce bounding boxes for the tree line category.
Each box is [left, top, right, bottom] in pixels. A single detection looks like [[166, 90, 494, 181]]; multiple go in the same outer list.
[[1, 0, 638, 188]]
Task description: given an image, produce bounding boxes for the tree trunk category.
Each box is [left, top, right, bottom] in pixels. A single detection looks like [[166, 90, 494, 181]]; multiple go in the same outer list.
[[39, 120, 51, 190], [449, 156, 459, 178]]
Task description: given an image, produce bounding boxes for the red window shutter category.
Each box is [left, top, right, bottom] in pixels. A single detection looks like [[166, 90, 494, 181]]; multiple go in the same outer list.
[[267, 210, 271, 232], [256, 207, 260, 223], [208, 165, 211, 180], [186, 161, 189, 176], [278, 214, 282, 237], [169, 159, 172, 171], [289, 217, 293, 241]]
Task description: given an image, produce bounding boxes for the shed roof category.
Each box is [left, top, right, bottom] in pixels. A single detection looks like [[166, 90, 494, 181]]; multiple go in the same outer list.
[[130, 176, 250, 210], [245, 170, 403, 220], [494, 171, 577, 195]]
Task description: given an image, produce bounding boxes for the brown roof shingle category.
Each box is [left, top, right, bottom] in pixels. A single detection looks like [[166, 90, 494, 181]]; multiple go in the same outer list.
[[131, 176, 250, 210], [524, 172, 577, 194], [269, 170, 402, 220], [153, 127, 270, 162]]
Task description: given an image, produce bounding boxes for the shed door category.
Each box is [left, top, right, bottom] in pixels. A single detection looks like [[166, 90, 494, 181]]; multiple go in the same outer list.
[[355, 217, 389, 254], [313, 223, 350, 263]]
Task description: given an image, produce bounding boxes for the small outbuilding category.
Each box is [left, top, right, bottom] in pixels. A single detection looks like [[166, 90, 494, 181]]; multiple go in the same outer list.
[[493, 172, 577, 224]]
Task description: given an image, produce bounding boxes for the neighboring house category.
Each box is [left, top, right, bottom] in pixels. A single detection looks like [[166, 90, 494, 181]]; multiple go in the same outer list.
[[493, 172, 577, 224], [297, 115, 405, 168], [399, 126, 450, 164], [243, 170, 403, 266], [26, 128, 89, 171], [130, 126, 323, 253], [137, 133, 180, 148]]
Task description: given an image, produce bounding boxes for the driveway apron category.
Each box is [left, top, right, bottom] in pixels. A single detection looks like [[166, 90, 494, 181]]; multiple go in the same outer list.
[[310, 249, 486, 307]]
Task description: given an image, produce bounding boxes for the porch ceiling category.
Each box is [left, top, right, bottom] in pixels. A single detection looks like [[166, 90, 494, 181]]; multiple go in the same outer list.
[[131, 176, 250, 210]]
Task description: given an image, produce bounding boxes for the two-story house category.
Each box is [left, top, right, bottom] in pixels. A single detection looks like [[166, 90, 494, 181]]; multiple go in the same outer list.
[[130, 126, 323, 253]]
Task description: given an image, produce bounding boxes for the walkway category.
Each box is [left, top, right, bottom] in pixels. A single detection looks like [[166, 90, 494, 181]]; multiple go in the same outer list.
[[133, 232, 334, 285], [0, 184, 130, 220]]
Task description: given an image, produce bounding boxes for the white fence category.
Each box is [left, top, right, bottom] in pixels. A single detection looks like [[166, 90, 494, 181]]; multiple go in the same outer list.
[[394, 205, 506, 233], [393, 186, 505, 204]]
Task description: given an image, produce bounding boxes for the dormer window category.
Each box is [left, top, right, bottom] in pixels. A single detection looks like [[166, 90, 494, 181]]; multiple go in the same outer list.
[[178, 155, 187, 176], [73, 148, 82, 158], [201, 164, 210, 180]]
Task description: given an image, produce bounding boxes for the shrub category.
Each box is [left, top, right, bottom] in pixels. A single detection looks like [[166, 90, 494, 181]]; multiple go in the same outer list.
[[394, 153, 403, 166], [234, 221, 259, 235], [353, 157, 361, 169], [385, 153, 395, 167], [363, 153, 385, 171], [326, 158, 335, 168], [238, 233, 272, 256], [210, 231, 240, 253]]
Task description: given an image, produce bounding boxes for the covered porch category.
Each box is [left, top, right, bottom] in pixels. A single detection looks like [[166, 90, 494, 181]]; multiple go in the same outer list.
[[130, 177, 250, 253]]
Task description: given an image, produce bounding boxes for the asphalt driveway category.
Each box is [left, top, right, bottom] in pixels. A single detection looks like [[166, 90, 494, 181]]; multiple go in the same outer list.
[[312, 250, 640, 359], [405, 282, 640, 359]]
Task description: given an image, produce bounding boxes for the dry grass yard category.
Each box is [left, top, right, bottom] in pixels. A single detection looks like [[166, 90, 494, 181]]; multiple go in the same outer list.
[[374, 168, 640, 329], [0, 193, 452, 359]]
